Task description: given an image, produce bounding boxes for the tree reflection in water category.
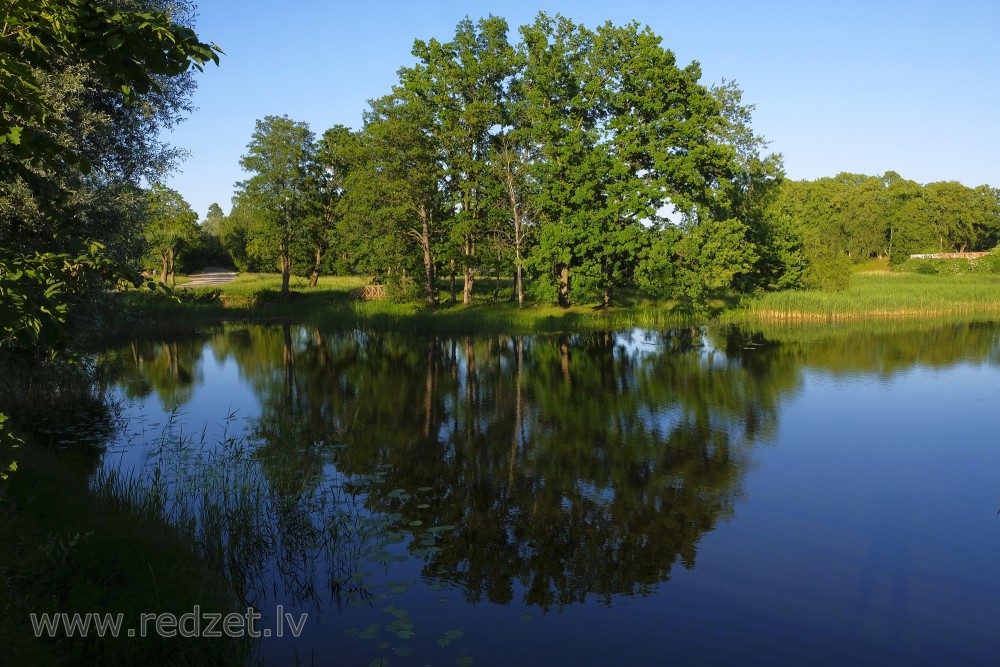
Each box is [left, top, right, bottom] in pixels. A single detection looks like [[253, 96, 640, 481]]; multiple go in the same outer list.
[[102, 320, 1000, 612]]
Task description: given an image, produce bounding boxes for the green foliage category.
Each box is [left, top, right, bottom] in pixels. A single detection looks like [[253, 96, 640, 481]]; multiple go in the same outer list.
[[236, 115, 322, 297], [0, 413, 21, 482], [0, 242, 144, 354], [772, 172, 1000, 278], [637, 219, 757, 313], [1, 0, 220, 158], [142, 184, 201, 285], [332, 14, 786, 310]]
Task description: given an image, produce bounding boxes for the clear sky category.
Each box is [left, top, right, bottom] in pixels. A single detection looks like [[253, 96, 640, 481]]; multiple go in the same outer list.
[[163, 0, 1000, 219]]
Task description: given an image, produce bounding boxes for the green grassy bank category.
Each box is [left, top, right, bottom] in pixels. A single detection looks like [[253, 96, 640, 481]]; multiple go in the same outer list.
[[115, 273, 703, 335], [728, 272, 1000, 323], [0, 445, 247, 667], [115, 270, 1000, 335]]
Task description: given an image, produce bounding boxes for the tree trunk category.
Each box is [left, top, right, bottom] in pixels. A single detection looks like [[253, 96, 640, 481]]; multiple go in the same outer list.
[[603, 286, 612, 309], [462, 235, 475, 305], [558, 265, 570, 308], [167, 247, 176, 287], [308, 247, 322, 287], [449, 260, 457, 303], [515, 251, 524, 308], [160, 253, 168, 284], [279, 241, 291, 298], [463, 265, 475, 305], [420, 207, 435, 306]]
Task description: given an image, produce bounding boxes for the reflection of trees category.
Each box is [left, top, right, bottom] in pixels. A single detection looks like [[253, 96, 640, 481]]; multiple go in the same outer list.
[[199, 326, 798, 610], [113, 320, 1000, 612], [738, 320, 1000, 377], [102, 335, 207, 409]]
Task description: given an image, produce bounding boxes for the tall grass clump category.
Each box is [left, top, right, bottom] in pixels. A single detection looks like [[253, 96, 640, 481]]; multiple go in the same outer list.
[[93, 410, 387, 613]]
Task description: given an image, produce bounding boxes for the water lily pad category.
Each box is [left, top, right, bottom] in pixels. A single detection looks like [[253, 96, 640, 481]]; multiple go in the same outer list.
[[428, 525, 456, 533], [408, 520, 423, 527], [369, 659, 390, 667], [392, 647, 413, 657], [395, 630, 415, 639], [519, 614, 534, 622], [456, 657, 475, 666], [444, 630, 464, 640]]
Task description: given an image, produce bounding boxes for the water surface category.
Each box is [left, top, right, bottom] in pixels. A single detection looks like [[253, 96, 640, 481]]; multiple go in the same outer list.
[[97, 322, 1000, 666]]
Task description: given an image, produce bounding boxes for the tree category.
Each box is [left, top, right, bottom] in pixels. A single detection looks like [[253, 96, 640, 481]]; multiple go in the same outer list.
[[143, 184, 200, 285], [236, 115, 320, 298], [1, 0, 219, 160], [0, 0, 218, 474], [2, 0, 220, 351], [924, 181, 999, 253], [520, 14, 741, 307], [490, 129, 534, 306], [307, 125, 355, 287], [205, 203, 224, 225], [882, 171, 931, 264], [345, 94, 447, 305], [399, 17, 517, 304]]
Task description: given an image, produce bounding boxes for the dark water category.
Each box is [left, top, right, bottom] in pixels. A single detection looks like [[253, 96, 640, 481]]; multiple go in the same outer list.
[[97, 322, 1000, 666]]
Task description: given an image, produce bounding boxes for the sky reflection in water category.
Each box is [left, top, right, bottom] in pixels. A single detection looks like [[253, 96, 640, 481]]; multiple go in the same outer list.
[[98, 323, 1000, 666]]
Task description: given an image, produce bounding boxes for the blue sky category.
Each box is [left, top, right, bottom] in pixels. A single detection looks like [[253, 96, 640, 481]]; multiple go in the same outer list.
[[163, 0, 1000, 219]]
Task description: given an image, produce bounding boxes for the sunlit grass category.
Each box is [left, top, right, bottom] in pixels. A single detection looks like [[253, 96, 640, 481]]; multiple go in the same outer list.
[[728, 272, 1000, 323], [119, 270, 1000, 334], [117, 273, 701, 334]]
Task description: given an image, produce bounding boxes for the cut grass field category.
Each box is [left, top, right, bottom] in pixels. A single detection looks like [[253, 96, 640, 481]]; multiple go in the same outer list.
[[115, 269, 1000, 336]]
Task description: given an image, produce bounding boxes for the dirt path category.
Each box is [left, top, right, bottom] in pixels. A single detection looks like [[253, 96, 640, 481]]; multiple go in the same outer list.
[[179, 267, 238, 288]]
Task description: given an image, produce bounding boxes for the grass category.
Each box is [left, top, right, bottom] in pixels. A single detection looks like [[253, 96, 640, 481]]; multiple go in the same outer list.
[[0, 348, 382, 667], [113, 273, 703, 335], [727, 272, 1000, 323], [113, 268, 1000, 336], [0, 444, 247, 667]]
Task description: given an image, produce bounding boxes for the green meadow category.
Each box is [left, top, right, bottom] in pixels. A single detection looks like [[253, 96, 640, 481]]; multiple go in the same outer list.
[[116, 268, 1000, 335]]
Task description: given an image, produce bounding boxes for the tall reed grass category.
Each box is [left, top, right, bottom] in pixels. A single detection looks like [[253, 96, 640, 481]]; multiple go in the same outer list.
[[92, 409, 385, 613], [728, 273, 1000, 323]]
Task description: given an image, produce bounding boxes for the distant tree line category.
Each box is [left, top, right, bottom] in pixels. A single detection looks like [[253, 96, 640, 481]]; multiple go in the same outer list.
[[201, 15, 1000, 307], [206, 14, 786, 309], [771, 173, 1000, 283]]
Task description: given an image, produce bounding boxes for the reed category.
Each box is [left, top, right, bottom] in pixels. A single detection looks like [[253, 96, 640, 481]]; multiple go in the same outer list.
[[727, 273, 1000, 323]]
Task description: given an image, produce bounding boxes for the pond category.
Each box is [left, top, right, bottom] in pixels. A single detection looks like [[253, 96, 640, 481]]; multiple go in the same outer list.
[[95, 322, 1000, 666]]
